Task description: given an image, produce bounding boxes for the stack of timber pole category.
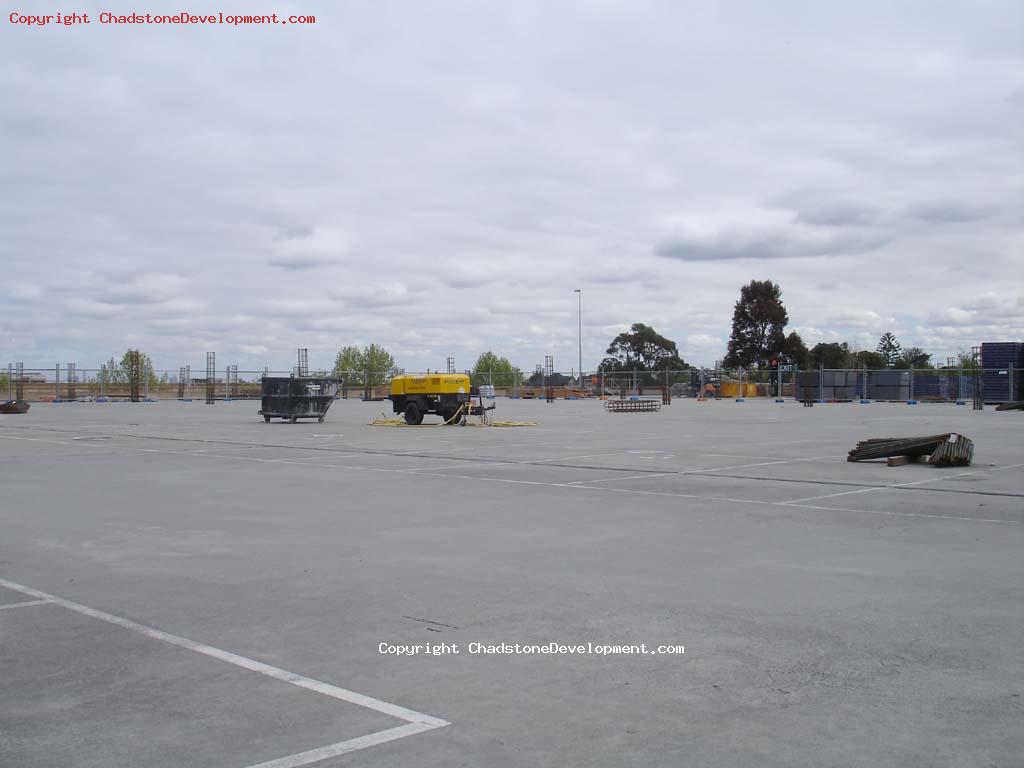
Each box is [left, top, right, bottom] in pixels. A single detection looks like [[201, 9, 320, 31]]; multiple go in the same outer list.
[[995, 401, 1024, 411], [847, 433, 974, 467]]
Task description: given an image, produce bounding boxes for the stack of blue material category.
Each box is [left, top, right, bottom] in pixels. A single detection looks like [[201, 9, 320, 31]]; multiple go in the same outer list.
[[981, 342, 1024, 403]]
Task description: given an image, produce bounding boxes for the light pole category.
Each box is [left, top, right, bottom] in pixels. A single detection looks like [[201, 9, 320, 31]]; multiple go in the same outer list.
[[574, 288, 582, 390]]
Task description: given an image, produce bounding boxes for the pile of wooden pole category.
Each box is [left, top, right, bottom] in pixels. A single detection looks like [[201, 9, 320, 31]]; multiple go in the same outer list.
[[847, 433, 973, 466]]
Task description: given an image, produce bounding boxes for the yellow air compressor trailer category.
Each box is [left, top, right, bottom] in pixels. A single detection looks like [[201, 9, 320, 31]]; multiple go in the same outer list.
[[388, 373, 491, 425]]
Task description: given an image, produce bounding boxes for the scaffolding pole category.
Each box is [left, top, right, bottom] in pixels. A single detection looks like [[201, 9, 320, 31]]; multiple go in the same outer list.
[[206, 352, 215, 404]]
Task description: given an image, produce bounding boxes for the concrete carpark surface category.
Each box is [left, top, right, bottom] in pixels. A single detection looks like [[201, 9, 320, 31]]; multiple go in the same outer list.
[[1, 397, 1022, 767]]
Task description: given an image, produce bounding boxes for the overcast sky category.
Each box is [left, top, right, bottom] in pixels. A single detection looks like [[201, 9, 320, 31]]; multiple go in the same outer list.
[[3, 1, 1022, 373]]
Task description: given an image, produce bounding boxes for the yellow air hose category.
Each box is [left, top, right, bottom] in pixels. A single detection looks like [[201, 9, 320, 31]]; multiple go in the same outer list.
[[370, 401, 536, 427]]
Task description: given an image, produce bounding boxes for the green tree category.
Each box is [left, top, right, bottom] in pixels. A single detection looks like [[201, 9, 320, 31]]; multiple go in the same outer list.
[[780, 331, 811, 368], [853, 350, 886, 368], [99, 350, 158, 385], [955, 349, 981, 370], [364, 344, 400, 384], [472, 351, 522, 387], [333, 345, 365, 379], [121, 350, 159, 385], [99, 357, 124, 384], [332, 343, 401, 386], [898, 347, 932, 369], [724, 280, 788, 369], [598, 323, 687, 372], [811, 342, 854, 369], [875, 332, 903, 367]]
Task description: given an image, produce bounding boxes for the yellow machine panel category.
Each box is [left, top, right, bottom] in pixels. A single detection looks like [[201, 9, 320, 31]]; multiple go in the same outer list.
[[390, 374, 470, 397]]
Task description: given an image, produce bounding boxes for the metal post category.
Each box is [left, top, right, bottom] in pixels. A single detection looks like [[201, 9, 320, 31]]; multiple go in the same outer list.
[[55, 363, 60, 402], [908, 368, 916, 404], [1010, 366, 1015, 402], [574, 288, 582, 394], [7, 363, 11, 400], [544, 355, 554, 403], [144, 363, 150, 400], [818, 364, 824, 403], [68, 363, 76, 401]]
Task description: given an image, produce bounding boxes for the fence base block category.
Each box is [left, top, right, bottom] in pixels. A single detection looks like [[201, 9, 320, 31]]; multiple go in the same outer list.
[[907, 400, 918, 405], [735, 397, 745, 402], [859, 399, 871, 404], [775, 398, 785, 403]]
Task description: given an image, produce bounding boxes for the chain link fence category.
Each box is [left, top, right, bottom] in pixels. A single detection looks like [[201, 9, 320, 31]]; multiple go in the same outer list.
[[3, 363, 1021, 405]]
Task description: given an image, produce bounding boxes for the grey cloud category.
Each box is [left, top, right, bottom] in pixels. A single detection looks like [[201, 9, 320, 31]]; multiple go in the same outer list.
[[267, 254, 346, 271], [329, 283, 412, 309], [907, 200, 997, 224], [655, 230, 888, 262], [98, 290, 168, 305], [4, 1, 1024, 371], [794, 202, 879, 227], [444, 275, 491, 290]]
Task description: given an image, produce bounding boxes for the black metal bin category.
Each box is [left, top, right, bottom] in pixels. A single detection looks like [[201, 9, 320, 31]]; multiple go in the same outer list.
[[259, 376, 340, 423]]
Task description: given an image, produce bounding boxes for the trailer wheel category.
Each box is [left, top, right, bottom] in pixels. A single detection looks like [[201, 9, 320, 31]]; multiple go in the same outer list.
[[264, 415, 271, 423], [404, 402, 422, 425]]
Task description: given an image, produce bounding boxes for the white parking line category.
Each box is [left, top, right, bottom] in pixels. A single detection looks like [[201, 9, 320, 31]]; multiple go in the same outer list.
[[0, 598, 53, 611], [565, 471, 680, 485], [245, 723, 439, 768], [782, 486, 887, 504], [3, 434, 1018, 526], [565, 458, 817, 486], [782, 502, 1013, 524], [781, 462, 1024, 504], [529, 451, 631, 463], [0, 578, 449, 766]]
